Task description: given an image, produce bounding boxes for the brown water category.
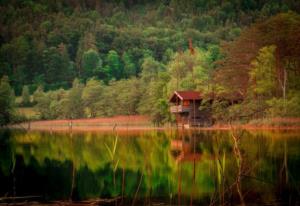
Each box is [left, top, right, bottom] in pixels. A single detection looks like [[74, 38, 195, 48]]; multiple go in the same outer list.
[[0, 129, 299, 205]]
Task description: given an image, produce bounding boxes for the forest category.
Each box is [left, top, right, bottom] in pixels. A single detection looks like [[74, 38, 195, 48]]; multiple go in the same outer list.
[[1, 0, 300, 125]]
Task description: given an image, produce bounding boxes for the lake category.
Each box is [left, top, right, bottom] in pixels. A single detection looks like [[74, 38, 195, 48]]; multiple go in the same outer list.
[[0, 129, 300, 205]]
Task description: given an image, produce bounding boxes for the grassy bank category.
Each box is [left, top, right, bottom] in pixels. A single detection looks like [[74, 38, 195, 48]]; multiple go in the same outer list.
[[9, 116, 300, 132], [207, 118, 300, 130], [9, 115, 159, 132], [245, 118, 300, 129]]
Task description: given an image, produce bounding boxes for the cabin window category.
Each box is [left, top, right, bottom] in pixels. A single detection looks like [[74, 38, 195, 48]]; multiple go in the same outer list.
[[183, 100, 190, 106]]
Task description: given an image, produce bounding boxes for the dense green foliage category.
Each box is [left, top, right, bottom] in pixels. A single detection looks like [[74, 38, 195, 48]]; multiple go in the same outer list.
[[214, 12, 300, 120], [0, 76, 15, 125], [1, 1, 300, 123], [1, 0, 299, 93]]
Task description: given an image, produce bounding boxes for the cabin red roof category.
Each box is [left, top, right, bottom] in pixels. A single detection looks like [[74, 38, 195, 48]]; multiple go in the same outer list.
[[169, 91, 202, 102]]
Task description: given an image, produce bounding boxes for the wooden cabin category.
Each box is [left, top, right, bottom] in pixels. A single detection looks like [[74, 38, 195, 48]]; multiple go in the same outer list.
[[169, 91, 211, 127]]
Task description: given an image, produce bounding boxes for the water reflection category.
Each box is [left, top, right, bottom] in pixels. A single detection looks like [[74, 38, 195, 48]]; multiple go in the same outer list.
[[0, 129, 299, 205]]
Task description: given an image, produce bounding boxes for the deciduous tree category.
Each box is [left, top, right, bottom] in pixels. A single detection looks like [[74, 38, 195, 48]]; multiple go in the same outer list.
[[21, 85, 31, 106], [82, 78, 104, 117]]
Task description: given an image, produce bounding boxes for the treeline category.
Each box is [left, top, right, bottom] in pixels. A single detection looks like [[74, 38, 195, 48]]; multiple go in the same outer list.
[[1, 0, 299, 94], [10, 45, 218, 124], [1, 1, 300, 126], [29, 12, 300, 124], [211, 12, 300, 121]]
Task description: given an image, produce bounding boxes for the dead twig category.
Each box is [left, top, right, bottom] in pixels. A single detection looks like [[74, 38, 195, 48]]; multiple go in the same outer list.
[[0, 196, 41, 201], [132, 172, 144, 206]]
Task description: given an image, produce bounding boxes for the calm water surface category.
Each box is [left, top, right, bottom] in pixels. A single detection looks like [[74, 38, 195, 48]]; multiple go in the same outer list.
[[0, 129, 300, 205]]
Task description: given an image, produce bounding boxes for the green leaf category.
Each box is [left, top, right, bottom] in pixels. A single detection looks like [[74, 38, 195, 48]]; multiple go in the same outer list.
[[112, 135, 118, 157], [113, 159, 119, 172], [104, 143, 113, 160], [222, 150, 226, 173]]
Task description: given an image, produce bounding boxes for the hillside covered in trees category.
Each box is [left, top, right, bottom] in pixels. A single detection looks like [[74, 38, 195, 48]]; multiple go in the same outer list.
[[1, 0, 300, 125]]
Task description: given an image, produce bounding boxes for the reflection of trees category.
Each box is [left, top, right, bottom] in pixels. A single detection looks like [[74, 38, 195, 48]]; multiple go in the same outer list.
[[69, 131, 75, 201], [210, 129, 300, 205], [2, 131, 177, 201], [1, 129, 299, 204], [0, 129, 15, 197], [171, 130, 216, 205], [4, 130, 217, 203], [230, 128, 246, 206]]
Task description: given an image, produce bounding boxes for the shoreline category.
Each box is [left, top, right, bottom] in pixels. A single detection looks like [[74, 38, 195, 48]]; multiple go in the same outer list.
[[7, 117, 300, 133]]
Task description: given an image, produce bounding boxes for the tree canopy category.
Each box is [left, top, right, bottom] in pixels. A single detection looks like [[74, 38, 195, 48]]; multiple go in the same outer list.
[[1, 1, 300, 124]]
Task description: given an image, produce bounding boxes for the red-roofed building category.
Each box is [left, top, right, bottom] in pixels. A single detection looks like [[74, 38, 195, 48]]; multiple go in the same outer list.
[[169, 91, 202, 102], [169, 91, 212, 127]]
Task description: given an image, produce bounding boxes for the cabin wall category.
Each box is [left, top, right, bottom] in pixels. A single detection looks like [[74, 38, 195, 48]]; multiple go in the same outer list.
[[175, 113, 189, 127], [188, 100, 212, 126], [171, 99, 213, 127], [188, 100, 200, 116]]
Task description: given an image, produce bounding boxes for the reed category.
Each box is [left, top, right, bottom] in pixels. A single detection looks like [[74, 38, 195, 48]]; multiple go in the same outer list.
[[104, 132, 119, 189]]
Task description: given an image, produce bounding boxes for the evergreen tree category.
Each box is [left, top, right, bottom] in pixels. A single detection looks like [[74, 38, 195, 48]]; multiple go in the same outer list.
[[122, 52, 136, 78], [76, 32, 98, 77], [42, 46, 72, 88], [82, 49, 102, 80], [105, 50, 122, 80]]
